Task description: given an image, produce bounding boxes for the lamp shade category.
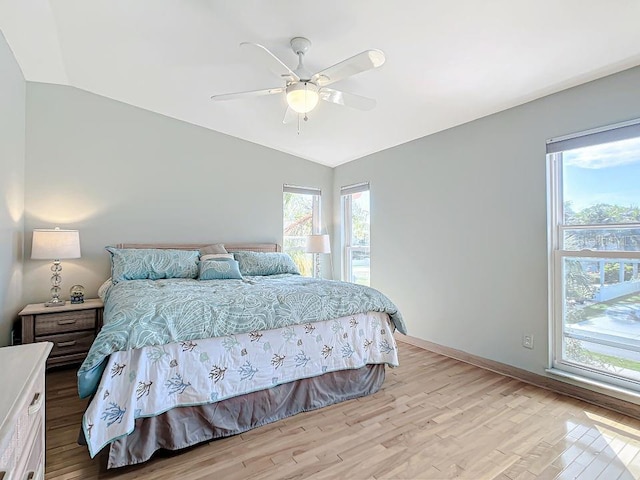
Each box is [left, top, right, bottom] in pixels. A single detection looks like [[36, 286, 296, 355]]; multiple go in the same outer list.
[[31, 228, 81, 260], [305, 234, 331, 254], [286, 82, 320, 114]]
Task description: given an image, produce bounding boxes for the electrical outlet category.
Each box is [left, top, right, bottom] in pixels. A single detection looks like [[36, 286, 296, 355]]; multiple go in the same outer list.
[[522, 334, 534, 349]]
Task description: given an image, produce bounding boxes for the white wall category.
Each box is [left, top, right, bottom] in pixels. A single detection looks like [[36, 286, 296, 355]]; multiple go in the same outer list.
[[0, 32, 26, 346], [23, 84, 333, 304], [334, 66, 640, 377]]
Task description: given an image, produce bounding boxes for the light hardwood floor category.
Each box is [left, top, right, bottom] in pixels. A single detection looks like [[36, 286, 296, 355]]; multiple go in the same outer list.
[[45, 342, 640, 479]]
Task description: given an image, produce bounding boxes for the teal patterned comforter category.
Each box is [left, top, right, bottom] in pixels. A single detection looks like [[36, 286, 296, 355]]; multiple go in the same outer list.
[[77, 275, 405, 397]]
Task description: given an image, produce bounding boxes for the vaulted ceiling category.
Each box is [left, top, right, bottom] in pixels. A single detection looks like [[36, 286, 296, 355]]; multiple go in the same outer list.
[[2, 1, 640, 167]]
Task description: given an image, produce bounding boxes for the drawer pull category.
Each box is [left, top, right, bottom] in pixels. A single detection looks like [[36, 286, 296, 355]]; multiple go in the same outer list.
[[28, 392, 43, 415], [57, 340, 77, 348], [57, 319, 77, 325], [25, 472, 35, 480]]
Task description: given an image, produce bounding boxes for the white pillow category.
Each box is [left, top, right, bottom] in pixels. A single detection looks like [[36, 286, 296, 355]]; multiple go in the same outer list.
[[98, 278, 113, 301], [201, 253, 234, 261]]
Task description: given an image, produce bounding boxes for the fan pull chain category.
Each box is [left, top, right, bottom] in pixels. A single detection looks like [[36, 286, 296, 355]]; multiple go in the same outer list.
[[296, 113, 309, 135]]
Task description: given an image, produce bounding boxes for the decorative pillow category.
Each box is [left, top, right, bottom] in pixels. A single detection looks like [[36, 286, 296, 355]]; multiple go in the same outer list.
[[233, 251, 300, 276], [97, 278, 113, 301], [201, 253, 234, 261], [199, 243, 228, 256], [106, 247, 200, 283], [198, 258, 243, 280]]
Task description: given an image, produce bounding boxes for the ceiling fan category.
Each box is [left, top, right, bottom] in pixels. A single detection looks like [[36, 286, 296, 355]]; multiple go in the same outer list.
[[211, 37, 386, 124]]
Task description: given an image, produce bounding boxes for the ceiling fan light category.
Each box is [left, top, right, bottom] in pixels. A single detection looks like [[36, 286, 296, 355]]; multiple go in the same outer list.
[[286, 82, 319, 113]]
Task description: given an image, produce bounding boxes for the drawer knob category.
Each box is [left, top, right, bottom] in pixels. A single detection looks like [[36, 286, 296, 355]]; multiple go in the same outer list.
[[57, 319, 77, 325], [57, 340, 77, 348], [28, 392, 43, 415], [26, 472, 35, 480]]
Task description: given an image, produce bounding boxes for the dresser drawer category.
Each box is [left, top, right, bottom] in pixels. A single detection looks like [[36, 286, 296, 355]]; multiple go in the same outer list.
[[0, 344, 51, 480], [19, 414, 44, 480], [34, 309, 96, 336], [39, 331, 95, 358], [0, 366, 45, 479], [0, 425, 17, 477], [13, 414, 44, 480], [15, 371, 46, 456]]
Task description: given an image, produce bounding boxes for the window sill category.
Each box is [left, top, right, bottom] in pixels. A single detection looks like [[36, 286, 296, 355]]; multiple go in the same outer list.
[[546, 367, 640, 404]]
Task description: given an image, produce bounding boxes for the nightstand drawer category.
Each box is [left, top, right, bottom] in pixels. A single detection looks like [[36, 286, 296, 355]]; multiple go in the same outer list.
[[34, 309, 96, 336], [20, 299, 103, 368], [39, 331, 95, 357]]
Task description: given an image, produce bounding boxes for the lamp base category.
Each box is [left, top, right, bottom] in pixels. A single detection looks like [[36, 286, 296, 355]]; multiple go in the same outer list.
[[314, 253, 321, 279], [45, 298, 66, 307]]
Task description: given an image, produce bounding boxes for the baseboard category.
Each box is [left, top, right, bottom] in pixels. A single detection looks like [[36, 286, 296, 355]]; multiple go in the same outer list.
[[396, 334, 640, 421]]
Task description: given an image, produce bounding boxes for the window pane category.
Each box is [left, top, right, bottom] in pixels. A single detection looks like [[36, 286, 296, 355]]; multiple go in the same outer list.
[[562, 137, 640, 225], [562, 227, 640, 252], [342, 189, 370, 286], [348, 247, 370, 286], [562, 337, 640, 383], [350, 191, 370, 246], [561, 257, 640, 384], [283, 192, 316, 276]]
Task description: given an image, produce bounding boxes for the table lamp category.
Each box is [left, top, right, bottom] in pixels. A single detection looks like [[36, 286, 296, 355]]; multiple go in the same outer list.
[[305, 234, 331, 278], [31, 227, 81, 307]]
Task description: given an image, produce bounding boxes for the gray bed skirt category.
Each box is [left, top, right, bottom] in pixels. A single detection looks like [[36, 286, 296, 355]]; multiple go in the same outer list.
[[84, 364, 386, 468]]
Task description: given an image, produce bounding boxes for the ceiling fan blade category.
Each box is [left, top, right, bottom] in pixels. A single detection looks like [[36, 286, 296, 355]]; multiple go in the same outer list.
[[311, 50, 385, 87], [320, 88, 377, 111], [282, 107, 297, 124], [240, 42, 300, 82], [211, 87, 284, 101]]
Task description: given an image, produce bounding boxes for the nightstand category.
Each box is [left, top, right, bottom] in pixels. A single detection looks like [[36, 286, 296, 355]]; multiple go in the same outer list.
[[19, 299, 104, 368]]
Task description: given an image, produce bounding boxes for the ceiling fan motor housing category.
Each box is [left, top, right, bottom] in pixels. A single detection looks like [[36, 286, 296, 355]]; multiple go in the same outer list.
[[290, 37, 314, 80], [290, 37, 311, 56]]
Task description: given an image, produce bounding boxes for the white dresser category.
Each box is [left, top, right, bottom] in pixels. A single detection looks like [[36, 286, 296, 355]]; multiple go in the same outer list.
[[0, 342, 52, 480]]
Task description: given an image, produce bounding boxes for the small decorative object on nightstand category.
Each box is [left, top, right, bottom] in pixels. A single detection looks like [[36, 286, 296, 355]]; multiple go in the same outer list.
[[70, 284, 85, 304], [19, 298, 103, 368]]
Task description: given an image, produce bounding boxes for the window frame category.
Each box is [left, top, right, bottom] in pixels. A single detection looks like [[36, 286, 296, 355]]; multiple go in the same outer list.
[[547, 119, 640, 392], [283, 185, 321, 276], [341, 182, 370, 285]]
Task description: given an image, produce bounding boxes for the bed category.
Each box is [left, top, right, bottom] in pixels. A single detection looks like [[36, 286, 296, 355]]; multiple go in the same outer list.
[[77, 242, 406, 468]]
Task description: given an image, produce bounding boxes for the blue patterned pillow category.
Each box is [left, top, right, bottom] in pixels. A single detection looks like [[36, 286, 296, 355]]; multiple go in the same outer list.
[[198, 258, 243, 280], [107, 247, 200, 283], [233, 251, 300, 276]]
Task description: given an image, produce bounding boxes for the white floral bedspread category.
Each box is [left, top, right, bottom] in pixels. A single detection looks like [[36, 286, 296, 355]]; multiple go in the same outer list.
[[83, 311, 399, 457]]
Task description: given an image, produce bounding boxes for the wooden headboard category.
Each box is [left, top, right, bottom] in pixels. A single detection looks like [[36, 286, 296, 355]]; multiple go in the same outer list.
[[116, 242, 281, 252]]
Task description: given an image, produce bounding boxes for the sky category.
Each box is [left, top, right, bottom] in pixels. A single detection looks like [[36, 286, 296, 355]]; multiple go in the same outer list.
[[562, 136, 640, 212]]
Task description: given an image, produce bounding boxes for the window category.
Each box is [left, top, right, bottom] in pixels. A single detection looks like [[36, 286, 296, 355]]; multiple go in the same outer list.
[[341, 182, 370, 285], [548, 119, 640, 392], [283, 185, 320, 276]]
